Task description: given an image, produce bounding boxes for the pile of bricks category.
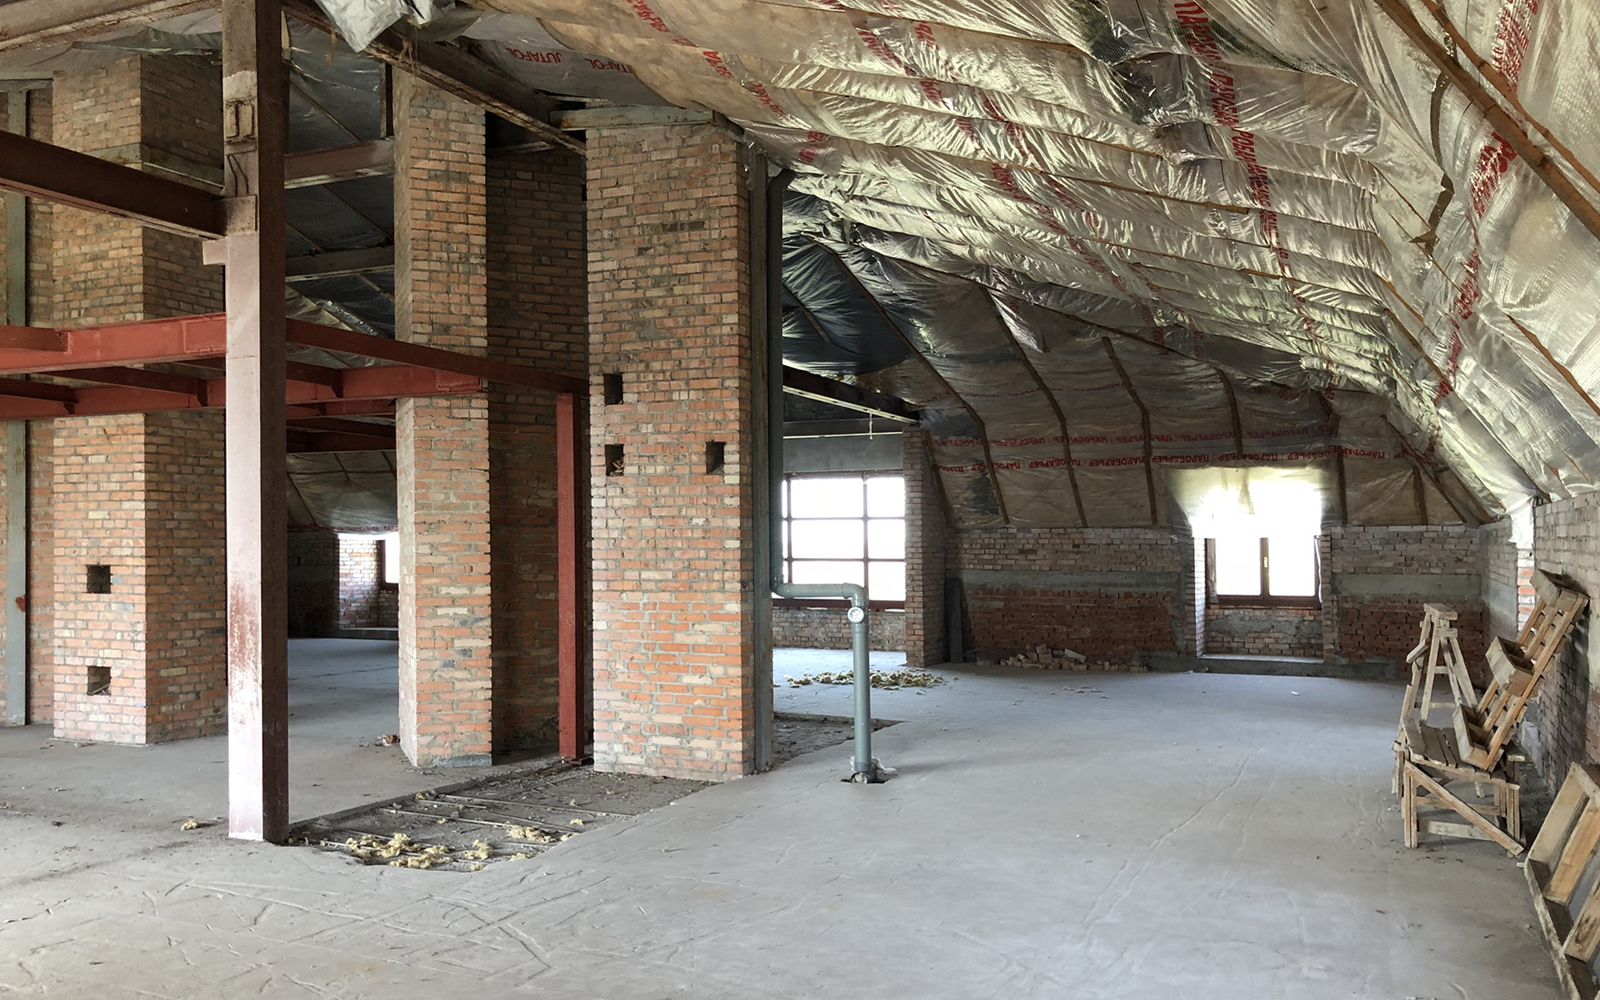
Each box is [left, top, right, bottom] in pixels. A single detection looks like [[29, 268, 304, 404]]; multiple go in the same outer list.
[[999, 644, 1147, 673]]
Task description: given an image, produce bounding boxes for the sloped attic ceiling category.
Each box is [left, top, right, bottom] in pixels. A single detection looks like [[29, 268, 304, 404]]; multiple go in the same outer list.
[[455, 0, 1598, 529], [15, 0, 1598, 530]]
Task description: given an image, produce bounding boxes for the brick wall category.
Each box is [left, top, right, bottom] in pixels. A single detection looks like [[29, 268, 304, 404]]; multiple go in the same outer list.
[[395, 71, 493, 766], [1478, 518, 1528, 640], [949, 526, 1188, 666], [588, 123, 759, 780], [1322, 525, 1487, 673], [486, 146, 586, 752], [903, 429, 947, 666], [30, 56, 225, 743], [1203, 606, 1323, 657], [1524, 494, 1600, 785], [772, 606, 904, 650], [287, 528, 340, 637], [336, 534, 397, 630]]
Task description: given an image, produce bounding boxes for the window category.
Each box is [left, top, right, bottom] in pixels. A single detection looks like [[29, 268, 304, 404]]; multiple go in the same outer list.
[[379, 532, 400, 588], [1207, 535, 1320, 606], [780, 474, 905, 605]]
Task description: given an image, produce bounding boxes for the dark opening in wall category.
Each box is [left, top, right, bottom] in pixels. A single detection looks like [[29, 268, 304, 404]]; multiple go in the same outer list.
[[86, 564, 112, 594], [603, 372, 623, 405], [706, 441, 725, 474], [605, 444, 625, 476], [87, 665, 111, 697]]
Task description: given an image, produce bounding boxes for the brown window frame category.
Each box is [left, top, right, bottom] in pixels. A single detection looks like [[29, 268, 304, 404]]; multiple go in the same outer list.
[[779, 472, 907, 609], [1205, 536, 1321, 609]]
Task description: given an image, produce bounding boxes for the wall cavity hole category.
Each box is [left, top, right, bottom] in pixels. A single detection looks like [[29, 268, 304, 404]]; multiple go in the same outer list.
[[87, 665, 111, 697], [605, 444, 625, 477], [86, 564, 112, 594], [603, 372, 624, 405], [705, 441, 725, 475]]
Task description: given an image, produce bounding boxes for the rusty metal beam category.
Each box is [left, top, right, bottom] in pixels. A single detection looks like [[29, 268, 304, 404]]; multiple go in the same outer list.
[[285, 320, 585, 394], [780, 365, 917, 423], [222, 0, 289, 845], [0, 130, 225, 238], [283, 0, 582, 156], [52, 366, 204, 395], [285, 244, 394, 281], [557, 391, 584, 761], [284, 138, 393, 188], [1373, 0, 1600, 246], [0, 0, 208, 52]]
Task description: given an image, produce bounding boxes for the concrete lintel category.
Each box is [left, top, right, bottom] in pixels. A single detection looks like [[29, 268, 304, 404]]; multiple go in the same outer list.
[[1329, 573, 1481, 600], [960, 569, 1183, 594]]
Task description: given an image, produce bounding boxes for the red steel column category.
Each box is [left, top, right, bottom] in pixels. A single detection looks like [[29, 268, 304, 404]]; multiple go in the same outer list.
[[556, 391, 583, 760], [222, 0, 289, 842]]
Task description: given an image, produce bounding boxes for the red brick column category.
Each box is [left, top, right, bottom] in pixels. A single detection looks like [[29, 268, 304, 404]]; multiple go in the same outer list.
[[903, 429, 948, 667], [487, 146, 587, 751], [394, 72, 493, 766], [41, 56, 226, 744], [588, 124, 759, 779]]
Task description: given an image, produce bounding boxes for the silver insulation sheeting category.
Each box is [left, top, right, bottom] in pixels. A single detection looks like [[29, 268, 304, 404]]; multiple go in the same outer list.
[[459, 0, 1599, 531], [9, 0, 1596, 534]]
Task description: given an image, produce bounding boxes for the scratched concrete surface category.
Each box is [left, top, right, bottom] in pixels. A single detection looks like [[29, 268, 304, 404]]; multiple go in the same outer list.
[[0, 651, 1560, 999]]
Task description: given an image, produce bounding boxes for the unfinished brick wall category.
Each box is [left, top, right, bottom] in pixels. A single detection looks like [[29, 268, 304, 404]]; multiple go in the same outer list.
[[950, 527, 1188, 666], [1478, 518, 1529, 640], [30, 57, 226, 743], [1322, 525, 1487, 672], [903, 429, 947, 667], [1524, 494, 1600, 785], [287, 528, 340, 637], [1203, 607, 1322, 657], [772, 606, 904, 650], [588, 123, 759, 780], [395, 71, 493, 766], [486, 146, 587, 752]]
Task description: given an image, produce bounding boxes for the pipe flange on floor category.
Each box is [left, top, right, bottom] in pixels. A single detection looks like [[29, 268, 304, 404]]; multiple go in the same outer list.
[[843, 759, 892, 784]]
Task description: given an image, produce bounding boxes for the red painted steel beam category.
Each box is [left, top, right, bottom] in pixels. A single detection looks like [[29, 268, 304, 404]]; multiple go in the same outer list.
[[287, 431, 395, 453], [0, 314, 226, 374], [0, 325, 65, 351], [556, 392, 584, 761], [0, 378, 75, 402], [52, 366, 206, 396], [186, 356, 341, 388], [286, 320, 585, 394], [0, 130, 226, 238]]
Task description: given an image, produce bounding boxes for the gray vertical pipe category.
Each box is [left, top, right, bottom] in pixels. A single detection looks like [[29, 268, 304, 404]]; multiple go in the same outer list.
[[2, 88, 28, 726], [764, 169, 879, 781]]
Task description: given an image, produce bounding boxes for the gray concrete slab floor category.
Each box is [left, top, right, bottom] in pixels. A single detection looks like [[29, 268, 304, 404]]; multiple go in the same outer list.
[[0, 646, 1562, 999]]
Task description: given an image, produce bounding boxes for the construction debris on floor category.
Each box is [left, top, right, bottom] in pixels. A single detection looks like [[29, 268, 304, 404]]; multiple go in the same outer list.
[[293, 715, 882, 871], [786, 668, 946, 690], [1000, 645, 1149, 672], [293, 764, 707, 872]]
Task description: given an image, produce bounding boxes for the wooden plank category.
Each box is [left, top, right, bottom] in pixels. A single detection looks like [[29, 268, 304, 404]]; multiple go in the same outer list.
[[1527, 860, 1600, 1000], [1532, 766, 1595, 867], [222, 0, 290, 845], [553, 107, 714, 130], [1552, 803, 1600, 905], [1407, 763, 1522, 854], [1566, 888, 1600, 963]]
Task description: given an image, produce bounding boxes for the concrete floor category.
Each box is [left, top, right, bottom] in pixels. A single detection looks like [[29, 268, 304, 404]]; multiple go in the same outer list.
[[0, 645, 1562, 998]]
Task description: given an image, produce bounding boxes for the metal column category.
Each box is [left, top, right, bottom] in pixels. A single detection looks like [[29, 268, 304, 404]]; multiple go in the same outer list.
[[556, 391, 584, 761], [222, 0, 289, 842], [2, 89, 27, 727]]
